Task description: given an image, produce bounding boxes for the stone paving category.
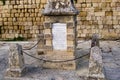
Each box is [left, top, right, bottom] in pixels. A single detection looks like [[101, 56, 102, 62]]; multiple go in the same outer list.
[[0, 41, 120, 80], [101, 41, 120, 80]]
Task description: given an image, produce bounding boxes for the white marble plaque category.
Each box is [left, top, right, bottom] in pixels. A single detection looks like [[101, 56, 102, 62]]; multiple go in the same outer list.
[[52, 23, 67, 50]]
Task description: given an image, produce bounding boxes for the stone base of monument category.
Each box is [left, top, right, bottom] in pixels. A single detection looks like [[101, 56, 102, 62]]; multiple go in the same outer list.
[[37, 51, 76, 70], [43, 61, 76, 70], [5, 67, 27, 78]]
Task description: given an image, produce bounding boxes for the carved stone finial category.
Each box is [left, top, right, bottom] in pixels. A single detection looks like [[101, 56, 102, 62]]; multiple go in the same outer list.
[[91, 34, 100, 47]]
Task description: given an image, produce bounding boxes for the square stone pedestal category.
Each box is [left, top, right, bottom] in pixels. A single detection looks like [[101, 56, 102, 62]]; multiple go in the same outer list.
[[37, 16, 77, 70]]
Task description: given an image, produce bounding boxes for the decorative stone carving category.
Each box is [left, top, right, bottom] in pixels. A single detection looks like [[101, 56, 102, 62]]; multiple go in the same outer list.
[[42, 0, 78, 15], [89, 46, 106, 80], [5, 44, 26, 77]]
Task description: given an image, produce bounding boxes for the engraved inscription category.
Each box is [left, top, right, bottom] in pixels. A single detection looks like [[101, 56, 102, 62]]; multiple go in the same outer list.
[[52, 23, 67, 50]]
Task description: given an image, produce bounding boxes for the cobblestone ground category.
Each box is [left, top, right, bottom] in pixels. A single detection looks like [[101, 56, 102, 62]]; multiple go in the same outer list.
[[0, 41, 120, 80]]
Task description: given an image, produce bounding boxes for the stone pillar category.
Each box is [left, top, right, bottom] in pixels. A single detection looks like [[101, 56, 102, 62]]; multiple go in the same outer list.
[[5, 44, 26, 77], [89, 46, 106, 80]]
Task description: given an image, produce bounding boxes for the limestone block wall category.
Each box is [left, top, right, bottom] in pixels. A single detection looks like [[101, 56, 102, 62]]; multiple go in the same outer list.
[[0, 0, 46, 40], [76, 0, 120, 40], [0, 0, 120, 40]]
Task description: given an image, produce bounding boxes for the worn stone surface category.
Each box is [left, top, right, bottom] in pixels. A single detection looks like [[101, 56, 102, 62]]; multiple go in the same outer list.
[[5, 44, 26, 77], [0, 41, 120, 80], [102, 43, 120, 80], [89, 46, 106, 80]]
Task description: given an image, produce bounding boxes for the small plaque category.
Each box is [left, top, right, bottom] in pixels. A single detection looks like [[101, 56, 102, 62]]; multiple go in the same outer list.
[[52, 23, 67, 50]]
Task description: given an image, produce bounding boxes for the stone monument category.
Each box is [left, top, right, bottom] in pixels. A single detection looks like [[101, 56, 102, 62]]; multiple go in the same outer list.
[[5, 44, 26, 77], [37, 0, 78, 69]]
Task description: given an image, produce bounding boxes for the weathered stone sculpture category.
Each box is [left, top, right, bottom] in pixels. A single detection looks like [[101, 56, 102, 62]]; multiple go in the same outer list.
[[89, 47, 106, 80], [42, 0, 78, 15], [6, 44, 26, 77]]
